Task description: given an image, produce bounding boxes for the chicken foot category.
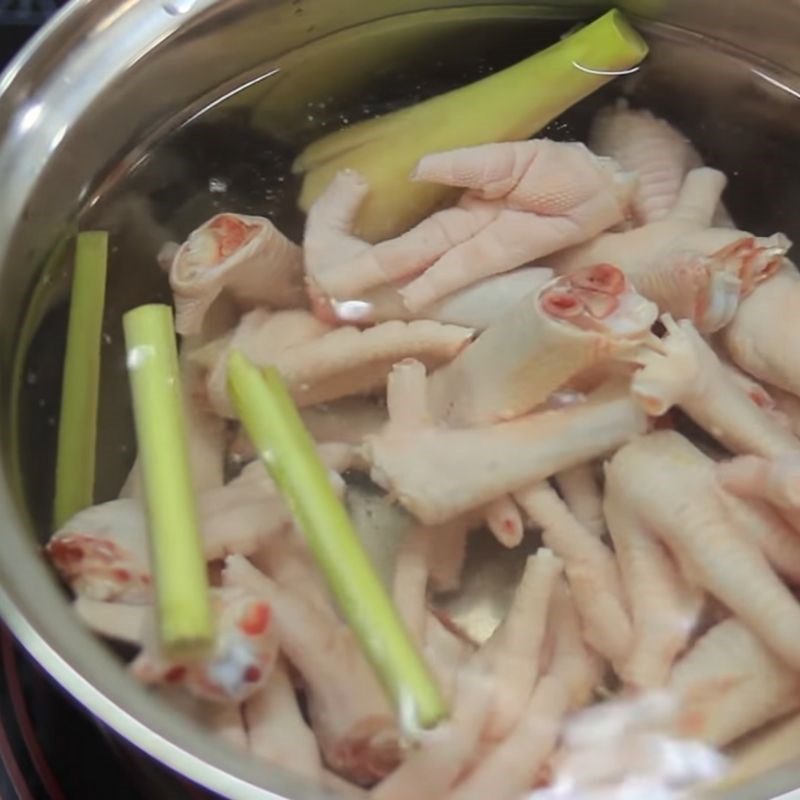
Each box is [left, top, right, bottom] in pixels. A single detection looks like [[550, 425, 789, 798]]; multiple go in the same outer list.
[[426, 263, 657, 426]]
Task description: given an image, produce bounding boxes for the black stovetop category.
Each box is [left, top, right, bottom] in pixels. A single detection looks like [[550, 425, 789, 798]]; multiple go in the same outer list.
[[0, 625, 215, 800], [0, 7, 217, 800]]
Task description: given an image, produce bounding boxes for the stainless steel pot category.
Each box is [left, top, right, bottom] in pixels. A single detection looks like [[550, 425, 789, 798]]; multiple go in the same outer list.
[[2, 2, 800, 798]]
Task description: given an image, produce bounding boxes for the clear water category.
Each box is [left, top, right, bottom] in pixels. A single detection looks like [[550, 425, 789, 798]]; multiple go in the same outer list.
[[17, 12, 800, 556]]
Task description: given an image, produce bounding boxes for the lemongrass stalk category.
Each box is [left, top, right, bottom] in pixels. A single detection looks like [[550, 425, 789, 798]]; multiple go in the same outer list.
[[53, 231, 108, 528], [227, 352, 446, 730], [123, 304, 213, 655], [295, 9, 648, 242]]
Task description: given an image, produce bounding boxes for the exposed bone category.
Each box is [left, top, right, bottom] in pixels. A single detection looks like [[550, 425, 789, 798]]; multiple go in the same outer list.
[[623, 243, 742, 333], [548, 168, 788, 325]]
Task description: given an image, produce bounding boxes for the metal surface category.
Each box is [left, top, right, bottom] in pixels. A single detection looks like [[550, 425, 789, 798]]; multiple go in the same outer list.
[[2, 1, 800, 799]]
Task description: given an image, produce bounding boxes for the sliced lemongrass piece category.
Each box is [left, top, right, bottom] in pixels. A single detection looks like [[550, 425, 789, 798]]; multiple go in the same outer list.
[[227, 351, 446, 730], [295, 9, 649, 241], [53, 231, 108, 528], [123, 303, 213, 656]]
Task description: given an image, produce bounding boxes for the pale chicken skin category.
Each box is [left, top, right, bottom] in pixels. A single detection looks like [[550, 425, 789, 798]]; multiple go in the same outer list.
[[515, 482, 632, 667], [479, 549, 563, 741], [668, 618, 800, 747], [589, 99, 703, 226], [603, 469, 704, 688], [365, 365, 648, 524], [426, 263, 657, 427], [47, 446, 351, 602], [168, 212, 307, 335], [199, 308, 472, 417], [304, 139, 633, 310], [721, 262, 800, 397], [606, 432, 800, 671], [549, 168, 789, 333], [553, 463, 606, 539], [223, 555, 401, 786], [631, 315, 800, 458]]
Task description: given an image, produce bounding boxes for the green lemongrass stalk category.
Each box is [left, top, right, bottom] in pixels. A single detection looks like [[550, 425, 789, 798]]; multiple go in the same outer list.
[[53, 231, 109, 529], [227, 352, 446, 730], [295, 8, 648, 242], [123, 304, 213, 655]]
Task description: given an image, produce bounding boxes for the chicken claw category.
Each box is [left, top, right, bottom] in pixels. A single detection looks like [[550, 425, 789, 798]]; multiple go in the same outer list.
[[169, 212, 306, 335], [668, 618, 800, 746], [427, 264, 656, 426], [606, 431, 800, 671], [130, 587, 280, 704], [47, 499, 152, 603], [366, 366, 648, 525], [549, 166, 789, 331], [589, 99, 703, 225], [721, 262, 800, 398], [305, 140, 633, 311], [631, 315, 800, 459]]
